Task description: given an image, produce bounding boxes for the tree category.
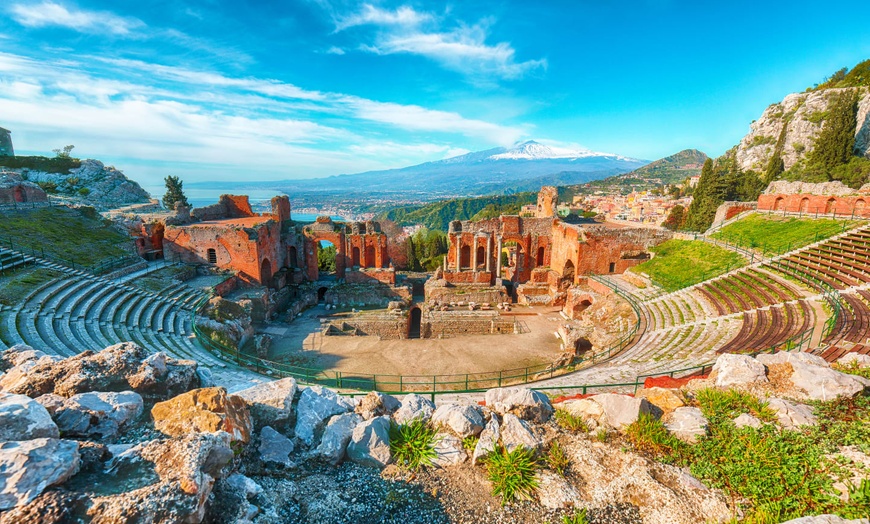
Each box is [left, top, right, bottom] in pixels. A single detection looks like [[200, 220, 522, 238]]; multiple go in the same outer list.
[[53, 145, 75, 158], [318, 244, 337, 273], [662, 205, 686, 231], [406, 237, 421, 271], [763, 151, 785, 185], [163, 175, 190, 210], [807, 90, 858, 175]]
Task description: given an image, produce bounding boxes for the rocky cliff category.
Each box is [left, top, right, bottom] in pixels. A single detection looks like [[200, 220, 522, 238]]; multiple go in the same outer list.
[[735, 87, 870, 172]]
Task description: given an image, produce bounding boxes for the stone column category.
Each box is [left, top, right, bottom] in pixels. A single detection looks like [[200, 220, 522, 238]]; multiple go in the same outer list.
[[485, 234, 492, 273], [496, 236, 503, 276], [472, 236, 478, 272], [455, 235, 461, 272], [443, 255, 448, 272]]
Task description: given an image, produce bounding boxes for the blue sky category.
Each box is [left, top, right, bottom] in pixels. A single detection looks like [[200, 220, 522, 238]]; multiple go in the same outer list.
[[1, 0, 869, 189]]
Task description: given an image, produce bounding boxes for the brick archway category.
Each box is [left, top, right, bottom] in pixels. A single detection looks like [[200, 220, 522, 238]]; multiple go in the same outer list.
[[303, 231, 346, 280]]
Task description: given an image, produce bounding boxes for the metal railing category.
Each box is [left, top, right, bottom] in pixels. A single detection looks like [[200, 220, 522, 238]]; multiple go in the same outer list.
[[706, 219, 857, 261], [0, 237, 141, 277], [191, 274, 645, 394]]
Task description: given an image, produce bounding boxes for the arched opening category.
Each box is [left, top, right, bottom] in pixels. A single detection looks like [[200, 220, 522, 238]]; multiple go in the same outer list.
[[351, 246, 361, 267], [207, 248, 217, 264], [562, 259, 575, 288], [502, 240, 524, 281], [856, 199, 866, 216], [476, 246, 486, 269], [573, 337, 593, 356], [366, 245, 376, 268], [260, 258, 273, 288], [318, 240, 337, 279], [318, 287, 328, 302], [13, 186, 25, 203], [408, 307, 422, 339], [799, 197, 810, 213], [574, 299, 592, 314], [460, 245, 471, 269], [774, 197, 785, 211], [288, 246, 298, 268], [536, 246, 545, 267], [825, 198, 836, 215]]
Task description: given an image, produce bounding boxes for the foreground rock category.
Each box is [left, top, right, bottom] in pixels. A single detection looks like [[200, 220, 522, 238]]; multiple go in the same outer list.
[[431, 433, 467, 467], [0, 343, 200, 399], [472, 417, 500, 465], [52, 391, 143, 439], [484, 387, 553, 423], [0, 439, 80, 510], [0, 392, 59, 441], [767, 397, 818, 429], [151, 387, 252, 444], [711, 353, 768, 387], [294, 386, 355, 447], [560, 393, 655, 431], [346, 416, 392, 468], [663, 407, 708, 443], [393, 393, 436, 424], [500, 413, 543, 452], [431, 403, 484, 438], [757, 352, 868, 401], [258, 426, 296, 468], [355, 391, 400, 420], [316, 412, 362, 465], [234, 377, 298, 430]]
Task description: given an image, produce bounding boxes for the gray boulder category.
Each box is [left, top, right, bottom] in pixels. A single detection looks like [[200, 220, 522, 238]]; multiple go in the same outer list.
[[472, 417, 500, 465], [196, 367, 215, 388], [837, 353, 870, 368], [0, 392, 59, 441], [294, 386, 355, 447], [590, 393, 656, 431], [733, 413, 763, 429], [780, 515, 869, 524], [316, 412, 362, 465], [484, 387, 553, 423], [431, 404, 484, 438], [500, 413, 543, 452], [355, 391, 400, 420], [0, 438, 81, 510], [712, 353, 768, 387], [235, 377, 298, 429], [431, 433, 466, 467], [767, 397, 818, 429], [758, 351, 867, 401], [664, 407, 708, 443], [346, 416, 392, 468], [393, 393, 436, 424], [258, 426, 295, 468], [53, 391, 143, 439]]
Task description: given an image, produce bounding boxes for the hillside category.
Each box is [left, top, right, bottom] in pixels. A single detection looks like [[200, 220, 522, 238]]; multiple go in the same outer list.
[[564, 149, 707, 196], [380, 193, 536, 231], [685, 59, 870, 231]]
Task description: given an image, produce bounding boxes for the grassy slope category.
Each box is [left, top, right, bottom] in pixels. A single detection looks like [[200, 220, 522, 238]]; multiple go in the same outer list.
[[0, 207, 133, 267], [0, 266, 63, 307], [630, 239, 745, 292], [711, 214, 862, 255]]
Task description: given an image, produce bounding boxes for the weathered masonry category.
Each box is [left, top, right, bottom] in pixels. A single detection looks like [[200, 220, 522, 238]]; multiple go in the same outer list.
[[0, 127, 13, 157]]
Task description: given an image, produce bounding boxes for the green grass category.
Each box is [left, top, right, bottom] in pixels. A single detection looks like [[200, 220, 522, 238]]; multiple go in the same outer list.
[[389, 417, 439, 471], [485, 445, 539, 504], [0, 208, 133, 268], [711, 214, 862, 255], [0, 267, 63, 306], [624, 388, 870, 522], [630, 239, 745, 292], [554, 409, 588, 432], [129, 265, 191, 294], [545, 440, 569, 476]]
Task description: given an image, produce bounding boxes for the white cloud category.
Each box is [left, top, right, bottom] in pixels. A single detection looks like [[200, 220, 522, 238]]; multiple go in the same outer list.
[[325, 46, 346, 55], [9, 1, 144, 35], [332, 4, 545, 80]]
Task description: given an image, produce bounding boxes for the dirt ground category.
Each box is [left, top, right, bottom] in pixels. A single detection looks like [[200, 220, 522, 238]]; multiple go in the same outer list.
[[262, 304, 567, 378]]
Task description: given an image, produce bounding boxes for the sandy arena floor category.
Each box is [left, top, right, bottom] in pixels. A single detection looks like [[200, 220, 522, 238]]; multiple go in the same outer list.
[[262, 304, 567, 377]]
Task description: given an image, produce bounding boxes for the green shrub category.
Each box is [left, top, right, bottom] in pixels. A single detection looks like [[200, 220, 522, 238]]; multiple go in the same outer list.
[[77, 187, 91, 196], [554, 409, 588, 432], [559, 509, 588, 524], [485, 445, 539, 504], [462, 435, 479, 451], [389, 417, 438, 471], [595, 428, 608, 443], [36, 181, 58, 194], [546, 440, 569, 476], [625, 413, 685, 458], [694, 388, 776, 425]]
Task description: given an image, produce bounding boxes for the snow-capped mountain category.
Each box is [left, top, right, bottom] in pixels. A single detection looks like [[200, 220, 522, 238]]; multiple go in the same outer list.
[[488, 140, 637, 162]]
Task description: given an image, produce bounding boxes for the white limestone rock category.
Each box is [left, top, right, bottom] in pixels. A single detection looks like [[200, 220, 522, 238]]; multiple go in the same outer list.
[[0, 438, 80, 510], [663, 407, 708, 443], [484, 387, 554, 423], [53, 391, 143, 439], [346, 416, 392, 468], [767, 397, 818, 430], [431, 433, 467, 467], [712, 353, 768, 387], [537, 470, 580, 509], [500, 413, 543, 452], [393, 393, 436, 424], [758, 351, 867, 400], [589, 393, 656, 431], [557, 399, 604, 430], [837, 352, 870, 368], [472, 417, 500, 465], [0, 392, 59, 441], [733, 413, 763, 429], [780, 515, 870, 524], [258, 426, 295, 468], [294, 386, 354, 447], [235, 377, 298, 428], [431, 403, 485, 438], [355, 391, 400, 420], [316, 412, 362, 465]]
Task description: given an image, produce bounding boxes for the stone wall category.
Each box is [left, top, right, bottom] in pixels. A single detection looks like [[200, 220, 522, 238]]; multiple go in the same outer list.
[[758, 190, 870, 217], [191, 195, 256, 222], [345, 268, 397, 285], [711, 201, 757, 227], [0, 177, 48, 204], [0, 127, 13, 156], [536, 186, 558, 218], [425, 281, 509, 306]]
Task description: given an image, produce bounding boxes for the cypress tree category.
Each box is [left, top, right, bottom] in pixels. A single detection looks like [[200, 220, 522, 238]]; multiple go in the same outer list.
[[807, 90, 858, 175], [163, 175, 190, 210], [685, 158, 716, 231], [406, 238, 421, 271]]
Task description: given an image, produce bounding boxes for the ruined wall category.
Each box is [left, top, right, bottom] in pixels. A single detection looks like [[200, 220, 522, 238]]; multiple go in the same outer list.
[[536, 186, 558, 218], [345, 268, 397, 285], [0, 127, 13, 157], [711, 201, 757, 226], [758, 193, 870, 217], [0, 180, 48, 204], [191, 194, 256, 222], [425, 282, 509, 306]]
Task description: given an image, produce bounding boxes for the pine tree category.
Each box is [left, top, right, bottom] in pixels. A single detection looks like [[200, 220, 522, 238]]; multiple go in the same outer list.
[[807, 90, 858, 175], [763, 153, 785, 185], [163, 175, 190, 210]]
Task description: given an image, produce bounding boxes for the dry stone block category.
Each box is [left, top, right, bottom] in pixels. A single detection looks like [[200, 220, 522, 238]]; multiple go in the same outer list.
[[235, 377, 298, 429], [589, 393, 656, 431], [484, 387, 553, 423], [151, 387, 252, 444], [294, 386, 355, 447], [355, 391, 400, 420], [472, 417, 500, 465], [431, 433, 466, 467], [0, 438, 80, 510], [316, 412, 362, 465], [0, 393, 59, 441], [537, 471, 580, 509], [767, 397, 817, 430], [712, 354, 768, 387], [636, 387, 686, 414], [53, 391, 143, 439], [758, 352, 867, 401], [346, 416, 392, 468], [431, 404, 484, 438], [663, 407, 708, 443], [500, 413, 543, 452], [258, 426, 295, 468], [393, 394, 435, 424]]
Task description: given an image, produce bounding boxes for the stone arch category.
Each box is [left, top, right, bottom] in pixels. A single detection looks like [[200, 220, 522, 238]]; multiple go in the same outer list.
[[774, 196, 785, 211], [799, 197, 810, 213], [207, 248, 217, 264], [352, 246, 361, 267], [536, 246, 545, 267], [856, 199, 867, 216], [288, 246, 298, 268], [260, 258, 273, 287], [460, 245, 471, 269], [318, 286, 328, 302], [303, 230, 345, 280], [476, 245, 486, 268], [562, 259, 575, 285], [825, 198, 837, 215], [366, 245, 376, 268], [13, 186, 25, 203], [575, 299, 592, 313], [408, 307, 422, 339]]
